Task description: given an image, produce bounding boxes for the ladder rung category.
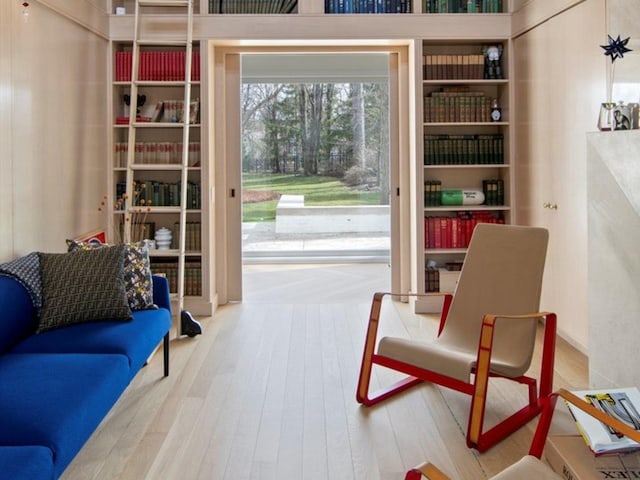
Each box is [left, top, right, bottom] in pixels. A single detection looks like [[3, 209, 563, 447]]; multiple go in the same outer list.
[[138, 0, 190, 6]]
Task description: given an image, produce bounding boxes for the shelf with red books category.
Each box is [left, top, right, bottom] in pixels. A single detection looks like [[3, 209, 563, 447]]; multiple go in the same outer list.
[[416, 38, 512, 311], [109, 38, 207, 305]]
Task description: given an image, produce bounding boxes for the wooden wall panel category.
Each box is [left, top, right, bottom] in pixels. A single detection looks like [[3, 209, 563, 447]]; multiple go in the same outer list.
[[0, 1, 108, 262], [514, 0, 605, 352]]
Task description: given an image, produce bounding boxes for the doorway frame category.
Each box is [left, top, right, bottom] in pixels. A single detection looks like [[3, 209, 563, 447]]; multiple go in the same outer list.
[[210, 41, 416, 303]]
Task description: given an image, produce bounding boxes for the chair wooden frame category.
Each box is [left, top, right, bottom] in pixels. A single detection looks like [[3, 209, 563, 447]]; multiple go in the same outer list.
[[356, 291, 557, 452], [404, 388, 640, 479]]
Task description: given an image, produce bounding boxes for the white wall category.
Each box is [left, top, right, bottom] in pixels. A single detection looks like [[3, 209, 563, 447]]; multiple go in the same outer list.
[[0, 1, 109, 262]]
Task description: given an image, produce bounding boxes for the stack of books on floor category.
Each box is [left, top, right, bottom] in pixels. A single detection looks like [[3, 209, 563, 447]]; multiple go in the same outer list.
[[545, 387, 640, 480]]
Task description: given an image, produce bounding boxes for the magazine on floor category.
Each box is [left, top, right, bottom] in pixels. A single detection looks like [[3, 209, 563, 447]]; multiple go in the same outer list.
[[566, 387, 640, 456]]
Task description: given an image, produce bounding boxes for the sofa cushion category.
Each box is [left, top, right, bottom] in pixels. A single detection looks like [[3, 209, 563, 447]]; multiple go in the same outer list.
[[0, 276, 36, 353], [0, 446, 54, 480], [37, 246, 132, 333], [10, 308, 171, 376], [0, 353, 130, 478], [67, 239, 154, 311]]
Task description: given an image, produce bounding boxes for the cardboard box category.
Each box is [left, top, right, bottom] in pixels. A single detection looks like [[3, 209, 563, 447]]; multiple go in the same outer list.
[[545, 435, 640, 480]]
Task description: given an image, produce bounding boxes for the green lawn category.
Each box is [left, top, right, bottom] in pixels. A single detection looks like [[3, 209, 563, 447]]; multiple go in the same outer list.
[[243, 173, 383, 222]]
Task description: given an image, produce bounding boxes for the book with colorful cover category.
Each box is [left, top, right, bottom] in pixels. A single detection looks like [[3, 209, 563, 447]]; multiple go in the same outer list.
[[566, 387, 640, 456]]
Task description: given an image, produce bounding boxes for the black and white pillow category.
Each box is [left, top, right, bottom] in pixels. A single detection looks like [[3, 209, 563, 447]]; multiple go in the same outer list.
[[66, 239, 154, 311]]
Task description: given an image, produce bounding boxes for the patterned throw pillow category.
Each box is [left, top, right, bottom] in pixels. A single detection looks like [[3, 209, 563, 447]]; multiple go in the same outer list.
[[66, 239, 154, 311], [0, 252, 43, 310], [37, 245, 132, 333]]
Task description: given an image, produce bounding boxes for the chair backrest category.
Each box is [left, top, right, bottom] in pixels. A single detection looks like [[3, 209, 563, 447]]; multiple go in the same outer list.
[[438, 223, 549, 376]]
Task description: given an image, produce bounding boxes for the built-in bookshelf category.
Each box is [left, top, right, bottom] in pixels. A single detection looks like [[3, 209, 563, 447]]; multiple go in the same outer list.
[[418, 39, 512, 309], [108, 0, 508, 15], [110, 40, 209, 311]]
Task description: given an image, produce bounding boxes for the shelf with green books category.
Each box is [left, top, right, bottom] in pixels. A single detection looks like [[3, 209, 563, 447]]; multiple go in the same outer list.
[[417, 38, 512, 310], [422, 0, 505, 14]]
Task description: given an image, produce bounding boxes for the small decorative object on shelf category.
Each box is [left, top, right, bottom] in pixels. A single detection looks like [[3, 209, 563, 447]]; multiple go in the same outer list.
[[154, 227, 173, 250], [483, 44, 503, 79], [490, 98, 501, 122], [598, 34, 633, 131], [124, 94, 146, 117]]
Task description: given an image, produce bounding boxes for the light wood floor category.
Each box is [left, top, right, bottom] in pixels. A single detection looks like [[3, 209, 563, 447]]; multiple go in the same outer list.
[[62, 263, 588, 480]]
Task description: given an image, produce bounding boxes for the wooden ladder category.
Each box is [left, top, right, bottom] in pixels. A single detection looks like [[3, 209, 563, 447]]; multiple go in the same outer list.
[[126, 0, 202, 337]]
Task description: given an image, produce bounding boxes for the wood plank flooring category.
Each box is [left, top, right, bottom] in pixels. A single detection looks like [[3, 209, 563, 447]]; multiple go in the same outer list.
[[61, 263, 588, 480]]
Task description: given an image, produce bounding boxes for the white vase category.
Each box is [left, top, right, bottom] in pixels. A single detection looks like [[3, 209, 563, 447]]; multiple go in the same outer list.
[[155, 227, 172, 250]]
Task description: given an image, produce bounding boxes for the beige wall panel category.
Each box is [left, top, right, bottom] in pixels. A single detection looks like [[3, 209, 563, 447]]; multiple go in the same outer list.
[[511, 0, 585, 36], [514, 0, 605, 352], [0, 3, 14, 260], [1, 1, 108, 262]]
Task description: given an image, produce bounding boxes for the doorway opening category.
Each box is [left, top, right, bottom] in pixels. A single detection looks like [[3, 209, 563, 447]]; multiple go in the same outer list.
[[240, 53, 391, 264]]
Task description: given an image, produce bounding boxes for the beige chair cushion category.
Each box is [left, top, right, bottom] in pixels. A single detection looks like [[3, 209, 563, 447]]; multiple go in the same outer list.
[[489, 455, 562, 480], [378, 224, 548, 383]]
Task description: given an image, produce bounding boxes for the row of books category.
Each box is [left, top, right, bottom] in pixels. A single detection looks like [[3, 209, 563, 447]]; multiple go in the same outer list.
[[424, 211, 504, 249], [424, 133, 504, 165], [325, 0, 411, 13], [423, 0, 503, 13], [424, 180, 442, 206], [114, 142, 201, 168], [423, 54, 486, 80], [424, 89, 494, 123], [482, 179, 504, 206], [171, 222, 203, 251], [151, 261, 202, 296], [425, 266, 441, 292], [115, 51, 201, 82], [116, 181, 202, 209], [424, 179, 504, 206], [116, 100, 200, 125], [209, 0, 297, 13]]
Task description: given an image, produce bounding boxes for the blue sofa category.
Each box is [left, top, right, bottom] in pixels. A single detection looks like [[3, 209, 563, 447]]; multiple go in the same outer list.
[[0, 274, 172, 480]]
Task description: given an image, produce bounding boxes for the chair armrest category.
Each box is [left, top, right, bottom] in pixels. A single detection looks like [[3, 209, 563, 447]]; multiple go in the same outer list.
[[369, 292, 453, 336], [405, 462, 451, 480], [152, 275, 172, 313], [468, 311, 557, 445]]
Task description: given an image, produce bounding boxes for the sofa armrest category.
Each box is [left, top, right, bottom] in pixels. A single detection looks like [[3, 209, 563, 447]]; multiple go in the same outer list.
[[152, 275, 172, 314]]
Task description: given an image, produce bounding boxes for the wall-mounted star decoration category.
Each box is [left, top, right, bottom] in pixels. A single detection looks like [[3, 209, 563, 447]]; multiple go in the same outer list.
[[601, 35, 632, 62]]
